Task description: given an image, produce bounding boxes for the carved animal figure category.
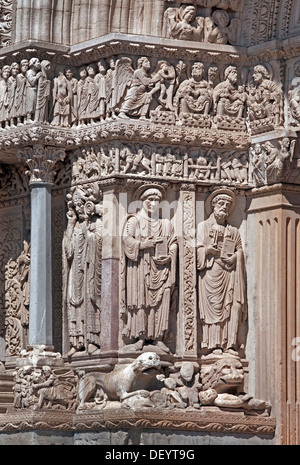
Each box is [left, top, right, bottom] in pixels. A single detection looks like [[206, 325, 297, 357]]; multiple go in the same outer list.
[[78, 352, 162, 408]]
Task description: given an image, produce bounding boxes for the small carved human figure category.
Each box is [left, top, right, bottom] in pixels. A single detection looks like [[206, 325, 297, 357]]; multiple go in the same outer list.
[[77, 67, 90, 126], [25, 57, 42, 123], [250, 143, 267, 186], [34, 60, 51, 124], [0, 64, 10, 129], [63, 185, 102, 357], [91, 59, 108, 122], [121, 187, 178, 353], [118, 57, 159, 120], [51, 67, 72, 127], [213, 66, 246, 119], [163, 5, 204, 41], [174, 62, 212, 118], [263, 138, 296, 184], [15, 59, 29, 126], [65, 68, 78, 126], [32, 366, 77, 410], [196, 189, 247, 353], [7, 62, 20, 127], [247, 65, 282, 126]]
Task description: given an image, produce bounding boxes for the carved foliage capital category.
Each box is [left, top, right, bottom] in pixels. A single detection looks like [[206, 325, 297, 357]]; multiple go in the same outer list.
[[17, 144, 66, 184]]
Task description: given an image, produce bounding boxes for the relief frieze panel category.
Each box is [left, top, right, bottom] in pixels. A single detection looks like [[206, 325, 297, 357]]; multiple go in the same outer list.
[[0, 54, 285, 154]]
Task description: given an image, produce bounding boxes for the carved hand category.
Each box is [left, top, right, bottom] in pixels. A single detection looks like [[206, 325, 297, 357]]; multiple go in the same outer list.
[[140, 239, 155, 250], [206, 245, 219, 256]]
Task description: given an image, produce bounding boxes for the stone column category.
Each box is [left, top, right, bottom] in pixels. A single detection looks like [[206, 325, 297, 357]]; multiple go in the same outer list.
[[18, 144, 66, 349], [100, 184, 120, 352]]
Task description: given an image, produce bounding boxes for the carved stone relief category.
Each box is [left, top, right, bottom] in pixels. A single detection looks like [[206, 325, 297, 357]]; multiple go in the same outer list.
[[63, 182, 102, 357], [0, 55, 285, 141], [250, 138, 296, 186], [196, 189, 247, 356], [5, 240, 30, 356], [120, 185, 178, 355], [163, 5, 241, 45], [0, 0, 12, 47]]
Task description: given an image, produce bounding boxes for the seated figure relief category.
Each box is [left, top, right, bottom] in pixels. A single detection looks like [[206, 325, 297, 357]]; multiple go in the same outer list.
[[247, 65, 283, 132]]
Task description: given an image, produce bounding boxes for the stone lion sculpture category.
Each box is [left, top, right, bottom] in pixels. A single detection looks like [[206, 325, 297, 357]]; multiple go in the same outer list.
[[77, 352, 162, 409]]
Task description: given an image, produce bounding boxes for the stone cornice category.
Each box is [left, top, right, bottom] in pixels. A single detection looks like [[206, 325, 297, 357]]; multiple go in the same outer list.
[[0, 408, 276, 437], [2, 33, 300, 68]]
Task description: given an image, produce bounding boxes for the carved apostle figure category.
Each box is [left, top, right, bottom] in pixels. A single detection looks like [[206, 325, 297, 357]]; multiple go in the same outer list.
[[0, 64, 10, 129], [51, 67, 72, 127], [34, 60, 51, 124], [25, 57, 42, 123], [121, 187, 178, 353], [174, 62, 212, 118], [65, 68, 78, 126], [7, 62, 20, 127], [196, 189, 247, 353], [247, 65, 282, 126], [213, 66, 246, 119], [15, 59, 29, 126], [63, 185, 102, 357]]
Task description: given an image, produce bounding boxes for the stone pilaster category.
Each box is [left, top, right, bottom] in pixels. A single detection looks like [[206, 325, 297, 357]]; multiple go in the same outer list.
[[246, 186, 300, 445]]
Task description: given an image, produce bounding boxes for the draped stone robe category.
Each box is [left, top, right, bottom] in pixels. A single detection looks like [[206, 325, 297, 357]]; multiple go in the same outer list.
[[122, 209, 177, 342], [196, 214, 247, 351]]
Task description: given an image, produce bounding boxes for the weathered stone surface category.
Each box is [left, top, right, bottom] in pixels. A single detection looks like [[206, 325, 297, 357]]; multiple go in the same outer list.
[[0, 0, 299, 446]]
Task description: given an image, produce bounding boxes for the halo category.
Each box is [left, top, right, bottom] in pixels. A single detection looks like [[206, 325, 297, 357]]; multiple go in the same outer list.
[[204, 188, 236, 217], [133, 183, 166, 202]]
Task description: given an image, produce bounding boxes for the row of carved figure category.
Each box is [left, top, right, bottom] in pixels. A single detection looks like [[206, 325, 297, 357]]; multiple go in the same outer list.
[[69, 139, 295, 187], [12, 350, 270, 415], [0, 56, 283, 132], [59, 186, 247, 359], [3, 186, 246, 358]]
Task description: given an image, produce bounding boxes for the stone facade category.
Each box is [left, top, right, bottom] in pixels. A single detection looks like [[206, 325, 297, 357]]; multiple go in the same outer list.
[[0, 0, 299, 446]]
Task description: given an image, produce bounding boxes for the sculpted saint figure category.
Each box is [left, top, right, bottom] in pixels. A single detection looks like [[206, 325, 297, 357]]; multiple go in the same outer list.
[[7, 62, 20, 127], [63, 186, 102, 357], [26, 57, 42, 123], [213, 66, 246, 118], [0, 64, 10, 129], [51, 67, 72, 127], [14, 59, 29, 126], [34, 60, 51, 124], [77, 67, 90, 126], [174, 62, 212, 117], [247, 65, 282, 126], [65, 68, 78, 126], [196, 189, 247, 353], [121, 187, 178, 353]]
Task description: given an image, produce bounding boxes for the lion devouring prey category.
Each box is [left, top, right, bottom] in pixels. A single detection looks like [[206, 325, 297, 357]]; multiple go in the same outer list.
[[77, 352, 162, 408]]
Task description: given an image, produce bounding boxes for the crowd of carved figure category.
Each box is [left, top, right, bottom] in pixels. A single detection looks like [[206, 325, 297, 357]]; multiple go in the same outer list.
[[65, 136, 295, 187], [0, 55, 284, 131]]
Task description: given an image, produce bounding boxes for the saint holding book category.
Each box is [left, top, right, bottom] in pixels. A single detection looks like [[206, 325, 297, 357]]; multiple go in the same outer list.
[[196, 189, 247, 354]]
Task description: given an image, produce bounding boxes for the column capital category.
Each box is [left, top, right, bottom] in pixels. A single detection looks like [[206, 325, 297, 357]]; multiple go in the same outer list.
[[17, 144, 66, 185]]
